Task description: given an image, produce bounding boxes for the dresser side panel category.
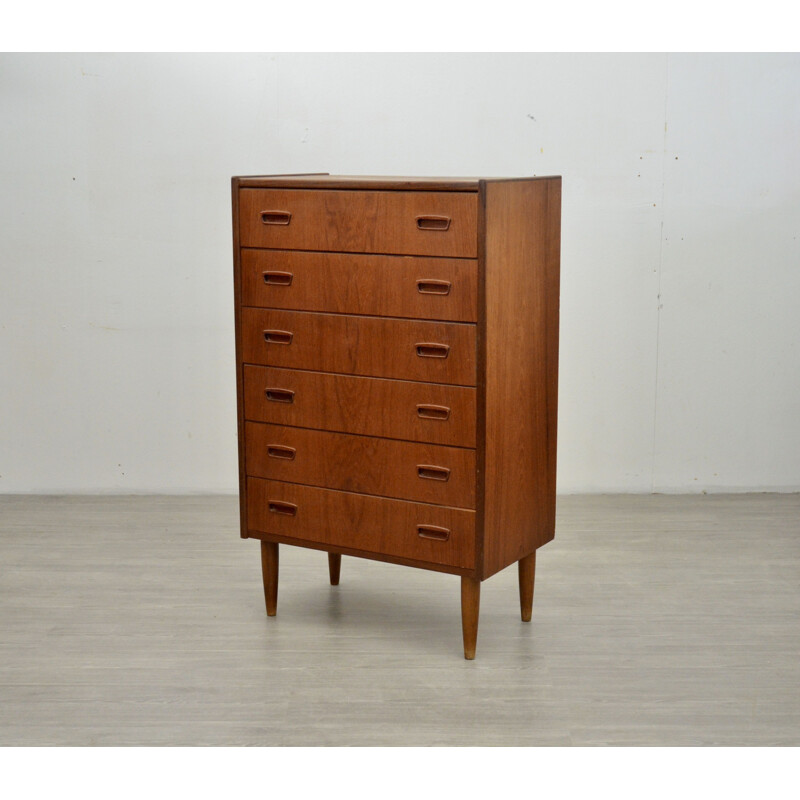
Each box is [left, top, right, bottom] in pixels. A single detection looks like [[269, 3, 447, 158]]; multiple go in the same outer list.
[[232, 180, 249, 537], [474, 183, 488, 579], [481, 178, 561, 578], [545, 179, 562, 540]]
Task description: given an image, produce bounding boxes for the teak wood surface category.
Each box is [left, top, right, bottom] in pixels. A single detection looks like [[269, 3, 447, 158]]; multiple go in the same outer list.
[[478, 177, 561, 578], [241, 307, 477, 386], [232, 174, 561, 657], [247, 478, 476, 569], [242, 365, 477, 447], [241, 249, 478, 322], [245, 421, 476, 508], [260, 541, 278, 616], [239, 188, 478, 257], [236, 174, 483, 191]]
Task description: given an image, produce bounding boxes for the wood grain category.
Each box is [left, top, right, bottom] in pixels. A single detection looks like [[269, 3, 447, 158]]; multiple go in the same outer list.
[[237, 175, 482, 191], [328, 553, 341, 585], [241, 249, 478, 322], [241, 308, 476, 386], [544, 180, 562, 544], [243, 366, 477, 447], [461, 576, 480, 660], [239, 189, 478, 257], [245, 422, 476, 508], [518, 551, 536, 622], [231, 178, 248, 538], [247, 478, 476, 569], [260, 541, 278, 616], [482, 178, 561, 578], [233, 177, 331, 539], [479, 177, 561, 579]]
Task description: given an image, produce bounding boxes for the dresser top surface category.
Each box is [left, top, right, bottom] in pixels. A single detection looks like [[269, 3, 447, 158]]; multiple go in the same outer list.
[[234, 174, 560, 191]]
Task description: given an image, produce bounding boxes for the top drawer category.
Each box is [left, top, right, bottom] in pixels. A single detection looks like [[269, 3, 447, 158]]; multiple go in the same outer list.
[[239, 189, 478, 258]]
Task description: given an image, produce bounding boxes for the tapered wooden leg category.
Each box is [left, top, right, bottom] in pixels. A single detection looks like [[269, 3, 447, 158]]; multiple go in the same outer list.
[[261, 541, 278, 617], [461, 576, 481, 660], [518, 551, 536, 622], [328, 552, 341, 586]]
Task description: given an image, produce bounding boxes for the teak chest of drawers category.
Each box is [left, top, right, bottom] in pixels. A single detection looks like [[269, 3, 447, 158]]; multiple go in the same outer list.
[[232, 173, 561, 659]]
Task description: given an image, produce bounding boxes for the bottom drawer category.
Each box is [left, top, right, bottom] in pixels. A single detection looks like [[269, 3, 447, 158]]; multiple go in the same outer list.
[[247, 478, 476, 569]]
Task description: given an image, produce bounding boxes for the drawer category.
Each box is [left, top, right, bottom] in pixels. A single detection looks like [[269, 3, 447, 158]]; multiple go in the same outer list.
[[243, 366, 476, 447], [247, 478, 476, 569], [241, 308, 476, 386], [239, 189, 478, 258], [241, 249, 478, 322], [245, 422, 476, 508]]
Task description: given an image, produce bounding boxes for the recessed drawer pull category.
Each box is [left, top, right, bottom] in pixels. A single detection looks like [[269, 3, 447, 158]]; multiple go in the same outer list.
[[416, 279, 451, 296], [263, 271, 293, 286], [416, 404, 451, 421], [268, 501, 297, 516], [267, 445, 296, 460], [417, 524, 450, 542], [261, 210, 292, 225], [265, 388, 295, 404], [416, 342, 450, 359], [416, 215, 451, 231], [417, 465, 451, 482], [263, 329, 293, 345]]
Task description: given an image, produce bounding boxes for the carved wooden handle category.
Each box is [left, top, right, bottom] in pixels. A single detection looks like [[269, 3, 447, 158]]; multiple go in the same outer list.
[[263, 271, 293, 286], [263, 330, 293, 345], [417, 524, 450, 541], [261, 211, 292, 225], [417, 465, 451, 482], [268, 501, 297, 516], [416, 342, 450, 359], [416, 215, 451, 231], [416, 404, 450, 421], [416, 279, 451, 296], [265, 388, 295, 404], [267, 445, 296, 460]]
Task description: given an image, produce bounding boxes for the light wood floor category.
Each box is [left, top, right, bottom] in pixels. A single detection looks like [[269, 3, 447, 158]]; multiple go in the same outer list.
[[1, 493, 798, 745]]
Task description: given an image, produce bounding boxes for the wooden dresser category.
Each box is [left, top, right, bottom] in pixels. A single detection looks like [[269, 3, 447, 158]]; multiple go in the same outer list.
[[231, 174, 561, 659]]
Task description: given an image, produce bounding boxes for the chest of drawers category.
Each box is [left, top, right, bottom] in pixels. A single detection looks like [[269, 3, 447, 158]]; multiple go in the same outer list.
[[232, 174, 561, 659]]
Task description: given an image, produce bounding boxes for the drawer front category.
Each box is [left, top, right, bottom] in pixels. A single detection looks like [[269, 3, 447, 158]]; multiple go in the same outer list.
[[245, 422, 476, 508], [241, 249, 478, 322], [239, 189, 478, 258], [243, 366, 476, 447], [247, 478, 476, 569], [242, 308, 476, 386]]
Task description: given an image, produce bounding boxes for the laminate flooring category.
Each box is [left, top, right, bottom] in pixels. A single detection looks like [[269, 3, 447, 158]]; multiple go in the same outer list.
[[1, 494, 798, 745]]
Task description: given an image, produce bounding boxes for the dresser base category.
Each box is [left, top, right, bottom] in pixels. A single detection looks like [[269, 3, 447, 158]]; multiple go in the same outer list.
[[256, 540, 538, 659], [248, 530, 474, 577]]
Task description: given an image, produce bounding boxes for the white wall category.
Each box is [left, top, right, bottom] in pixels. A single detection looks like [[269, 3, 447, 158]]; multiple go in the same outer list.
[[1, 53, 798, 494]]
